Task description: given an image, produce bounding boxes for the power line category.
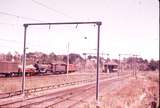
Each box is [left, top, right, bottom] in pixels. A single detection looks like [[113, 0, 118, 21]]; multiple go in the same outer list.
[[0, 22, 16, 26], [0, 38, 42, 48], [0, 38, 22, 44], [0, 11, 45, 22], [31, 0, 78, 20], [0, 45, 13, 48]]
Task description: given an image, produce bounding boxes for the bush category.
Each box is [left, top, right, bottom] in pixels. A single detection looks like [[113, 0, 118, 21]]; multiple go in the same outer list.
[[148, 59, 159, 71]]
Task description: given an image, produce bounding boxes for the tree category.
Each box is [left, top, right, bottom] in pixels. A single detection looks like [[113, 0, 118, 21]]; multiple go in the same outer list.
[[13, 51, 21, 62], [62, 53, 83, 64], [41, 53, 48, 63], [63, 55, 67, 63], [112, 59, 119, 64], [6, 52, 13, 61], [49, 52, 57, 62], [88, 55, 92, 60], [148, 59, 159, 71], [126, 57, 133, 64]]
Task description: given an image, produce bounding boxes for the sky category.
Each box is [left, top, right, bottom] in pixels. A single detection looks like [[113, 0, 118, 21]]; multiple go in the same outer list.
[[0, 0, 159, 60]]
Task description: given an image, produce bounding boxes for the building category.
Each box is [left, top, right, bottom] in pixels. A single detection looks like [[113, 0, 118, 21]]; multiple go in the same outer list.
[[103, 61, 118, 73]]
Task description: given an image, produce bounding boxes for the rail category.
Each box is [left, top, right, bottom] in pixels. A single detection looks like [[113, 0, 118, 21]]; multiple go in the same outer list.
[[0, 79, 96, 99], [0, 73, 131, 99]]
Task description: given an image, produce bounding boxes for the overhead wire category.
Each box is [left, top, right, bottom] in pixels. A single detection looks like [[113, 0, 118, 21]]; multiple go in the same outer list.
[[0, 10, 47, 49], [0, 38, 43, 50], [0, 45, 15, 48], [0, 38, 22, 44], [0, 38, 22, 50], [31, 0, 78, 20], [0, 22, 17, 26], [0, 11, 45, 22]]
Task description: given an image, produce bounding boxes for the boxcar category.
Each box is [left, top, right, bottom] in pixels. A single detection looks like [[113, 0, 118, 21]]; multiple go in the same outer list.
[[0, 61, 19, 77], [0, 61, 37, 77]]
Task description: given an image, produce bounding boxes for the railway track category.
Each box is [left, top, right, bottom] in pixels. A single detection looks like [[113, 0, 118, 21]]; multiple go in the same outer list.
[[21, 85, 96, 108], [0, 72, 69, 78], [0, 72, 131, 99], [0, 84, 96, 108], [47, 74, 131, 108], [0, 73, 131, 108], [0, 78, 94, 99]]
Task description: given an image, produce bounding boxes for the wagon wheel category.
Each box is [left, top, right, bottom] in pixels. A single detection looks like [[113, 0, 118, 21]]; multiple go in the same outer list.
[[10, 73, 15, 77]]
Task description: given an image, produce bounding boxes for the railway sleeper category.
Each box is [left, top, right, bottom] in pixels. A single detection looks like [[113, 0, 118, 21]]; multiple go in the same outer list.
[[0, 93, 10, 99]]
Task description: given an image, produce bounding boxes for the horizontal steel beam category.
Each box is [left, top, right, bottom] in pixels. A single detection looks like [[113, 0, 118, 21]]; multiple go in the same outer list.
[[24, 21, 102, 26]]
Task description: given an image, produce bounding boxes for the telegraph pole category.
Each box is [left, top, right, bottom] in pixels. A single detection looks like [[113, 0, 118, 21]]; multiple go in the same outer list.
[[96, 22, 101, 107], [133, 54, 138, 79], [118, 53, 133, 76], [22, 24, 28, 95], [83, 53, 87, 73]]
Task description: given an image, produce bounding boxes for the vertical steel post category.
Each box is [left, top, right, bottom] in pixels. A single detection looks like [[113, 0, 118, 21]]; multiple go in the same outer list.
[[132, 55, 136, 77], [83, 53, 87, 73], [131, 56, 133, 76], [67, 42, 69, 78], [101, 53, 103, 73], [106, 54, 109, 73], [22, 24, 28, 95], [118, 54, 120, 77], [135, 55, 137, 79], [84, 54, 86, 73], [133, 55, 135, 77], [96, 22, 101, 107]]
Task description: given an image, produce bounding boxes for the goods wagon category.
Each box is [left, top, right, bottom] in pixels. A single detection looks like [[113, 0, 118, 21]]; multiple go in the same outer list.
[[0, 61, 37, 77], [68, 64, 77, 72], [0, 61, 77, 77], [18, 64, 38, 76], [0, 61, 19, 77], [43, 63, 77, 74]]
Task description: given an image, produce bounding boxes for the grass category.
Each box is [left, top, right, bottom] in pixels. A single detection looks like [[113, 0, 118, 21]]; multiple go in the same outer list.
[[80, 71, 159, 108]]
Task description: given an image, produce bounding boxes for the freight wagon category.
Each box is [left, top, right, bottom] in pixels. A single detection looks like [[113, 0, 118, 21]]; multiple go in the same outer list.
[[39, 63, 77, 74], [0, 61, 77, 77], [0, 61, 37, 77]]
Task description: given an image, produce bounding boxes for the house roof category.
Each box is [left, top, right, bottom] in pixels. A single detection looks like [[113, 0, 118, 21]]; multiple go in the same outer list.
[[104, 61, 118, 66]]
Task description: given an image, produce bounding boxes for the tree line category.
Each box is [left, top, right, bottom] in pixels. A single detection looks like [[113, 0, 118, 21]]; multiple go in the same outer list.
[[0, 52, 159, 71]]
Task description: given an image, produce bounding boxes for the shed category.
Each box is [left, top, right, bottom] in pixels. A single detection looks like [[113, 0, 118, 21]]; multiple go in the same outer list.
[[103, 61, 118, 73]]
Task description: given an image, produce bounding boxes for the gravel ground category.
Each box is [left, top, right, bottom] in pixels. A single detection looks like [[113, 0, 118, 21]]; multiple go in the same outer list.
[[0, 72, 109, 93]]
